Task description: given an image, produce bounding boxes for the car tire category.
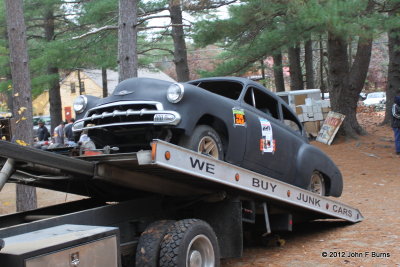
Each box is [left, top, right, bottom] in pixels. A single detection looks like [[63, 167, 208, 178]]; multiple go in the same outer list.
[[135, 220, 176, 267], [308, 171, 326, 196], [159, 219, 220, 267], [179, 125, 224, 160]]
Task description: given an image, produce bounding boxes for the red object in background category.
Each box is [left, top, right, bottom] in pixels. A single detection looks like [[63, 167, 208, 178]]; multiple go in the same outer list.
[[64, 106, 72, 121]]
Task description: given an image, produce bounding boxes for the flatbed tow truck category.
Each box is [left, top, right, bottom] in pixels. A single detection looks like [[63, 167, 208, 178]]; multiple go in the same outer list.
[[0, 139, 363, 267]]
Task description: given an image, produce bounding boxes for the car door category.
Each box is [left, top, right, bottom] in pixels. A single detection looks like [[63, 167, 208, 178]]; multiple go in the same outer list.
[[241, 86, 297, 183]]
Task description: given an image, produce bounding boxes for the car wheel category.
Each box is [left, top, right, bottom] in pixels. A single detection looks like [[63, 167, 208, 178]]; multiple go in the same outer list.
[[135, 220, 176, 267], [159, 219, 220, 267], [179, 125, 224, 160], [308, 171, 325, 196]]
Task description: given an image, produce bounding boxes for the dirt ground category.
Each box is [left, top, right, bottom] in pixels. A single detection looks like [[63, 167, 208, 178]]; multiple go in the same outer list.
[[222, 112, 400, 267], [1, 112, 399, 266]]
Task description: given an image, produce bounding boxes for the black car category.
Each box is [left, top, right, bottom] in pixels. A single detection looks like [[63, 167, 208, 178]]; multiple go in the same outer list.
[[72, 77, 343, 197]]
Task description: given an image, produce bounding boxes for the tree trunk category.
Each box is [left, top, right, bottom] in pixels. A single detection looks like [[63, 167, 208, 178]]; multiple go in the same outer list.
[[78, 69, 83, 95], [305, 39, 315, 89], [5, 0, 37, 212], [327, 33, 372, 138], [169, 0, 190, 82], [272, 52, 285, 92], [118, 0, 138, 82], [102, 67, 108, 97], [44, 6, 62, 131], [288, 44, 303, 90], [383, 12, 400, 125], [260, 59, 266, 87], [49, 66, 62, 130], [319, 37, 326, 97]]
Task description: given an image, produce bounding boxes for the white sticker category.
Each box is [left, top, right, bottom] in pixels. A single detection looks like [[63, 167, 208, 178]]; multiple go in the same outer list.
[[259, 117, 275, 153]]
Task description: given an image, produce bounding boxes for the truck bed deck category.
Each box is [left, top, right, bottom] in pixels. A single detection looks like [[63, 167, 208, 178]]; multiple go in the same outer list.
[[0, 140, 363, 223]]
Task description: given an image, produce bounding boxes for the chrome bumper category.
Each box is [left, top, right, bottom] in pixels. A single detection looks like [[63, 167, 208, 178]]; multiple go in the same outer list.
[[72, 110, 181, 132]]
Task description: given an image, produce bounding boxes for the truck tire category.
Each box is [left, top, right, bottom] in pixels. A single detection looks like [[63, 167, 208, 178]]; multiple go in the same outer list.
[[308, 171, 325, 196], [179, 125, 224, 160], [135, 220, 176, 267], [159, 219, 220, 267]]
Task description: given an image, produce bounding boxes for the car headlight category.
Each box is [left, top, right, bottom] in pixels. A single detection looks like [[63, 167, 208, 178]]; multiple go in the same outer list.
[[73, 95, 88, 114], [167, 83, 184, 103]]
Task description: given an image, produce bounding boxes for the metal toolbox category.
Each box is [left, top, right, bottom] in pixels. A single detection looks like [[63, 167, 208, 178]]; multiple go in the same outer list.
[[0, 224, 120, 267]]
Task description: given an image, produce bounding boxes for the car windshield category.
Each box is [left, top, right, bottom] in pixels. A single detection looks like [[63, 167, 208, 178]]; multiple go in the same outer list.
[[190, 81, 243, 100]]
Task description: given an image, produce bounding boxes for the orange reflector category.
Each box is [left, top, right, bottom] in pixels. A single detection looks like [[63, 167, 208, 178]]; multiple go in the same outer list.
[[84, 150, 102, 156], [235, 173, 240, 181], [151, 142, 157, 161], [287, 190, 291, 197], [165, 151, 171, 160]]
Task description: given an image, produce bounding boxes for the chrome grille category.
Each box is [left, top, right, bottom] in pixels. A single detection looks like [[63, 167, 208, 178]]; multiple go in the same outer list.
[[84, 101, 160, 127]]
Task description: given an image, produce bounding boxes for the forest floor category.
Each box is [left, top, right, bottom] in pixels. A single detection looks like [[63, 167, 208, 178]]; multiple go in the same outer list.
[[1, 111, 399, 266]]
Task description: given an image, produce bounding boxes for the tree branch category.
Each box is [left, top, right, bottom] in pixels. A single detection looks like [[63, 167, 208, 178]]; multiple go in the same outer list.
[[139, 24, 191, 31], [139, 47, 174, 55], [138, 14, 171, 25], [72, 25, 118, 40]]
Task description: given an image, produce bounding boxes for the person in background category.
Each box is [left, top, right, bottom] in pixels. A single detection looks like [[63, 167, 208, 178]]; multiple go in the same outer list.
[[64, 118, 75, 141], [53, 121, 65, 145], [392, 91, 400, 155], [37, 120, 50, 141]]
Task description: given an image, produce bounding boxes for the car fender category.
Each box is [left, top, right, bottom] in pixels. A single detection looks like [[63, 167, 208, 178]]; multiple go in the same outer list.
[[295, 143, 343, 197], [170, 89, 246, 165]]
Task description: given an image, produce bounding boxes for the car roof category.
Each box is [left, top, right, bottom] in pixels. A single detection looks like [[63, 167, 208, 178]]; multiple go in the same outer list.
[[188, 77, 290, 107]]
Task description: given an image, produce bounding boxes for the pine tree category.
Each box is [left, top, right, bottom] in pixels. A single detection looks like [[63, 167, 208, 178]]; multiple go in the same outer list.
[[5, 0, 37, 212]]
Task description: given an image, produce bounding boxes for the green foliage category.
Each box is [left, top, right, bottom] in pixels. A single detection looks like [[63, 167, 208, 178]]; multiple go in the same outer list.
[[192, 0, 384, 77]]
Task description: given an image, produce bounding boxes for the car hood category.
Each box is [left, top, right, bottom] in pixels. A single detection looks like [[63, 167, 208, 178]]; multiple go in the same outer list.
[[96, 78, 175, 106]]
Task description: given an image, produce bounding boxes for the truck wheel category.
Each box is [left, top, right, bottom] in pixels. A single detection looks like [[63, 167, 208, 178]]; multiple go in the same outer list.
[[159, 219, 220, 267], [179, 125, 224, 160], [135, 220, 175, 267], [308, 171, 325, 196]]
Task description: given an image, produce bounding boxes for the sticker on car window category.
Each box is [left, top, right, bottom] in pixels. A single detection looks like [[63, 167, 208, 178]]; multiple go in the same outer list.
[[259, 117, 275, 153], [232, 108, 246, 127]]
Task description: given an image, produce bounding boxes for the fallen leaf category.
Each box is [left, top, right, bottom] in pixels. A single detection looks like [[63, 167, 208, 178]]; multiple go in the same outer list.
[[14, 92, 19, 97], [16, 139, 28, 146]]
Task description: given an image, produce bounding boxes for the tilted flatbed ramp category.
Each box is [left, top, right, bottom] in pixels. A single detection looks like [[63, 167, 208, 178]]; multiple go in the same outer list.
[[0, 139, 363, 223], [85, 140, 363, 223]]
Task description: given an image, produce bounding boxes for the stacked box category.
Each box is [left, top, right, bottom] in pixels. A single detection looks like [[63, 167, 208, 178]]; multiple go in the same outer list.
[[304, 121, 321, 137]]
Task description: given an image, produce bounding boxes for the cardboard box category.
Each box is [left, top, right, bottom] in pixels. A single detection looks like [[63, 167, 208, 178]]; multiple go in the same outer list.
[[303, 112, 315, 121], [315, 112, 323, 121], [321, 100, 331, 108], [322, 107, 331, 113], [312, 105, 322, 113], [294, 94, 307, 106], [304, 121, 321, 136]]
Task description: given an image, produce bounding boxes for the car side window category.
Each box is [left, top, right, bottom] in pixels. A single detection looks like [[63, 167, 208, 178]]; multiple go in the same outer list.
[[282, 105, 302, 134], [244, 87, 279, 119]]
